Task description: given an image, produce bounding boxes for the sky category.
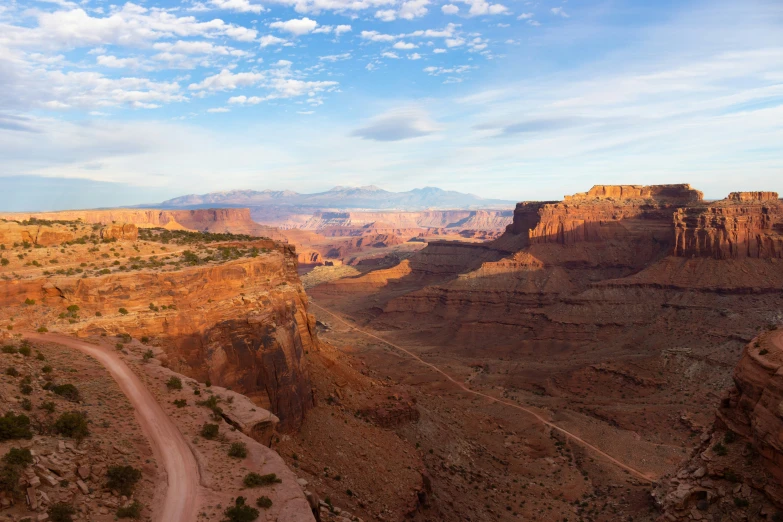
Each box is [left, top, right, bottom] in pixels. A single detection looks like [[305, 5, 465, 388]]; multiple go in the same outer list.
[[0, 0, 782, 210]]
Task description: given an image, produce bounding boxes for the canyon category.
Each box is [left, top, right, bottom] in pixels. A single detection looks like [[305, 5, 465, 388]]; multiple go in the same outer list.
[[2, 183, 783, 522]]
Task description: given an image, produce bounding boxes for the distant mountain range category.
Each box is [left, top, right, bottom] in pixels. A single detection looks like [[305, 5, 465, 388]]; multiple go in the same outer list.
[[155, 186, 516, 211]]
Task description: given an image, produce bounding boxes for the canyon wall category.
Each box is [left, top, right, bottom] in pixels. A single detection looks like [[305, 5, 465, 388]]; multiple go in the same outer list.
[[0, 208, 284, 240], [0, 239, 318, 432], [673, 192, 783, 259], [301, 210, 513, 230]]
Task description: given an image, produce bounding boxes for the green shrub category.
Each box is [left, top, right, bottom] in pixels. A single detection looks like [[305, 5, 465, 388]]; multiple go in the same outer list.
[[0, 412, 32, 440], [143, 350, 154, 362], [0, 463, 22, 496], [760, 348, 769, 355], [166, 376, 182, 390], [243, 472, 281, 487], [52, 384, 80, 402], [5, 367, 19, 377], [37, 326, 48, 333], [36, 352, 45, 360], [53, 412, 89, 440], [24, 298, 35, 306], [48, 502, 76, 522], [106, 465, 142, 496], [223, 496, 259, 522], [229, 442, 248, 459], [18, 346, 30, 357], [713, 443, 728, 456], [118, 308, 128, 315], [173, 399, 187, 408], [42, 365, 53, 373], [20, 384, 33, 395], [200, 423, 219, 440], [141, 336, 150, 343], [20, 398, 32, 411], [3, 448, 33, 467], [40, 401, 56, 414], [256, 496, 272, 509], [1, 345, 17, 354], [116, 500, 143, 519]]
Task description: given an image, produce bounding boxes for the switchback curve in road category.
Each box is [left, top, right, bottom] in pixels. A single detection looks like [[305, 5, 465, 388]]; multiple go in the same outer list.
[[309, 301, 656, 484], [27, 333, 200, 522]]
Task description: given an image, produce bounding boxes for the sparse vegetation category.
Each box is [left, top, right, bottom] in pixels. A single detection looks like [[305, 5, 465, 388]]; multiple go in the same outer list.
[[106, 465, 142, 496], [53, 411, 89, 440], [243, 472, 281, 487], [200, 423, 219, 440], [0, 412, 32, 441], [118, 307, 129, 315], [256, 496, 272, 509], [222, 496, 259, 522], [166, 376, 182, 390], [229, 442, 248, 458], [713, 443, 728, 456], [48, 502, 77, 522], [117, 500, 143, 519], [173, 399, 187, 408], [52, 383, 81, 402]]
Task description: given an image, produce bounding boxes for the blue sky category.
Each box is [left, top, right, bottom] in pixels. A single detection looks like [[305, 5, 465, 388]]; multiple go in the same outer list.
[[0, 0, 782, 209]]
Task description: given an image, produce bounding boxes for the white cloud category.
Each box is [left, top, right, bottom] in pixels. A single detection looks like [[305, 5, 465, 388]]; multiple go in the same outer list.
[[517, 12, 533, 19], [423, 64, 472, 75], [259, 35, 287, 47], [408, 53, 421, 60], [96, 55, 142, 68], [270, 17, 318, 36], [274, 59, 293, 67], [381, 51, 399, 59], [445, 38, 465, 47], [351, 107, 441, 141], [188, 69, 264, 91], [320, 53, 351, 61], [451, 0, 508, 16], [433, 48, 446, 53], [393, 41, 417, 50], [360, 30, 396, 42], [398, 0, 429, 20], [209, 0, 265, 13], [335, 25, 352, 35], [152, 40, 244, 55], [228, 78, 337, 104], [442, 4, 459, 14], [207, 107, 230, 112], [375, 9, 396, 21], [551, 6, 569, 18]]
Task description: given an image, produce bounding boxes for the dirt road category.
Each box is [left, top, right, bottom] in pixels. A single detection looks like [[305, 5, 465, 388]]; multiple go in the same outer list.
[[310, 301, 656, 484], [27, 333, 200, 522]]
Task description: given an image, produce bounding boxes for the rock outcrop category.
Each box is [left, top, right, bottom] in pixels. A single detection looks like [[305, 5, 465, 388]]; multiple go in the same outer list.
[[674, 192, 783, 259], [0, 221, 76, 246], [100, 223, 139, 241]]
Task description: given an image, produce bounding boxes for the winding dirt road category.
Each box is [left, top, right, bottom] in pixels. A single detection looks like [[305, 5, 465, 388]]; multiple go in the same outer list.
[[310, 301, 656, 484], [27, 333, 200, 522]]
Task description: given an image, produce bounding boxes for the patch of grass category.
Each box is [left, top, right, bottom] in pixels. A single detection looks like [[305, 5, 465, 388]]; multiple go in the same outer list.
[[18, 345, 30, 357], [166, 376, 182, 390], [229, 442, 247, 459], [223, 496, 259, 522], [1, 345, 17, 354], [243, 472, 281, 488], [106, 465, 142, 496], [200, 423, 219, 440]]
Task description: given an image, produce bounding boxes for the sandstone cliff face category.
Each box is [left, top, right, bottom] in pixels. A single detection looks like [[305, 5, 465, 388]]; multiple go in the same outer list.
[[0, 208, 283, 240], [564, 183, 703, 203], [674, 192, 783, 259], [100, 223, 139, 241], [0, 221, 76, 246], [0, 242, 318, 432]]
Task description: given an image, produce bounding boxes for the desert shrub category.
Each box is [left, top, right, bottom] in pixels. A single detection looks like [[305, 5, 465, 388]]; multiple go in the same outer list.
[[40, 401, 56, 414], [173, 399, 187, 408], [1, 345, 17, 354], [5, 367, 19, 377], [243, 472, 281, 487], [37, 326, 48, 333], [143, 350, 154, 362], [256, 496, 272, 509], [724, 430, 737, 444], [18, 346, 30, 357], [200, 423, 219, 440], [48, 502, 76, 522], [106, 465, 142, 496], [229, 442, 248, 459], [20, 384, 33, 395], [52, 383, 80, 402], [0, 412, 32, 440], [116, 500, 143, 519], [141, 336, 150, 343], [53, 412, 89, 440], [36, 352, 45, 360], [223, 496, 259, 522], [760, 348, 769, 355], [3, 448, 33, 467], [115, 343, 124, 350], [42, 365, 53, 373], [20, 398, 32, 411], [0, 258, 8, 266], [0, 463, 22, 496], [66, 304, 79, 314], [166, 376, 182, 390], [734, 497, 749, 508], [24, 298, 35, 306], [95, 311, 102, 316], [118, 308, 128, 315], [713, 443, 728, 456]]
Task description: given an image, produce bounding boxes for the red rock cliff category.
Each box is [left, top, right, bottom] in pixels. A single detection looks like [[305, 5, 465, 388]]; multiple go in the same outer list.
[[674, 192, 783, 259]]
